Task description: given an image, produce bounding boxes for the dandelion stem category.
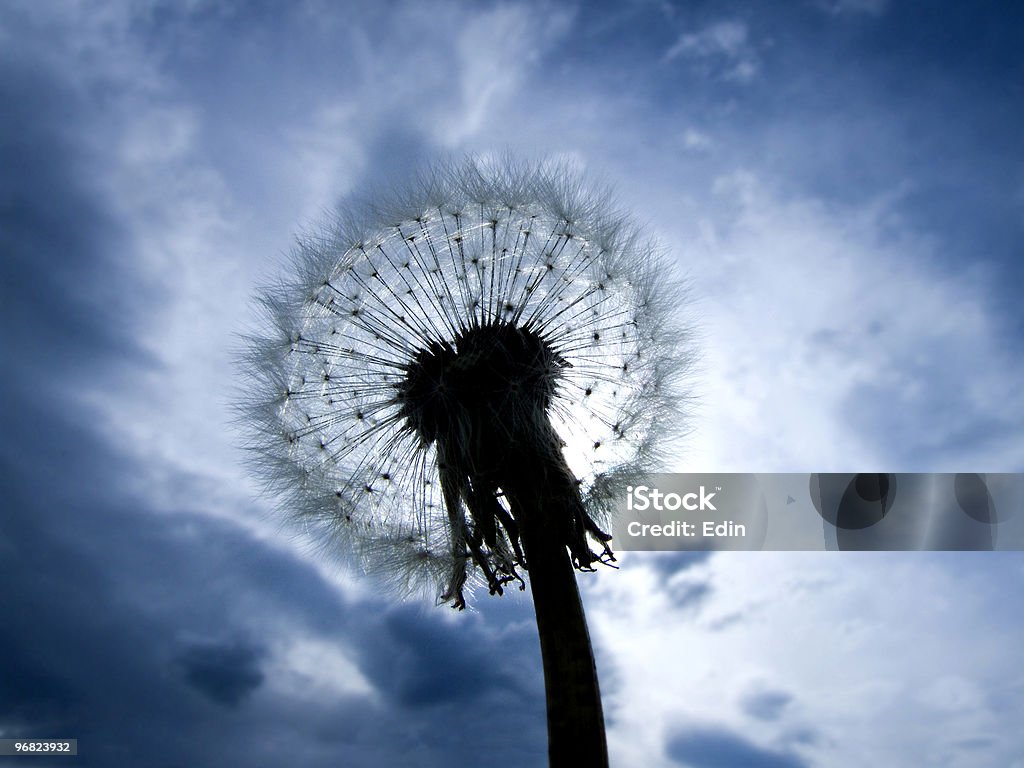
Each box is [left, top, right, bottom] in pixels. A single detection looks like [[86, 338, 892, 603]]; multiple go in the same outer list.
[[516, 487, 609, 767]]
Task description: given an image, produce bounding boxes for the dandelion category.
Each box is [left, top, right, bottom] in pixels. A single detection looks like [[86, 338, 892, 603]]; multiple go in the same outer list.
[[241, 156, 691, 765]]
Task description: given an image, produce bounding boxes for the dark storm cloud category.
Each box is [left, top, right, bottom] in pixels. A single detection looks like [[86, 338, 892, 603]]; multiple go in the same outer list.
[[365, 604, 539, 709], [0, 391, 547, 766], [668, 727, 809, 768], [0, 58, 156, 396], [1, 356, 360, 764], [1, 408, 273, 766], [174, 638, 266, 708]]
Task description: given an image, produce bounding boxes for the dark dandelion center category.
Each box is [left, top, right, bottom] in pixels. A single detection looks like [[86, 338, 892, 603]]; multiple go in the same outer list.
[[397, 322, 568, 454]]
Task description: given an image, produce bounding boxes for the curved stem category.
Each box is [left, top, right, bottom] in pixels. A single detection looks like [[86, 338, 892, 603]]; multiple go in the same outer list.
[[517, 493, 609, 767]]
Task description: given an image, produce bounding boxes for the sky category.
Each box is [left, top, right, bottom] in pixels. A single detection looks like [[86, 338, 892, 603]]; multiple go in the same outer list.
[[2, 1, 1023, 766]]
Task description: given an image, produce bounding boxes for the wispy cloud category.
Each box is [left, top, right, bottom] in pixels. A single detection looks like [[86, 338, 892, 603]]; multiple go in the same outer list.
[[665, 20, 759, 83], [678, 171, 1024, 473], [439, 4, 574, 145], [813, 0, 889, 17], [681, 127, 714, 152]]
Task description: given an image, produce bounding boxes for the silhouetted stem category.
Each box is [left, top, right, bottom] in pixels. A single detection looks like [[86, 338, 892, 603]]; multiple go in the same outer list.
[[517, 493, 609, 767]]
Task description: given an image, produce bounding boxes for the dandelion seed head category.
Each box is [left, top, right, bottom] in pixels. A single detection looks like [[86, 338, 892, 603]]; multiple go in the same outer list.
[[241, 157, 693, 606]]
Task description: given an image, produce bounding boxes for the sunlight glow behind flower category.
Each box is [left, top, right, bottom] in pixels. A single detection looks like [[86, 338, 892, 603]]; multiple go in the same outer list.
[[242, 158, 691, 606]]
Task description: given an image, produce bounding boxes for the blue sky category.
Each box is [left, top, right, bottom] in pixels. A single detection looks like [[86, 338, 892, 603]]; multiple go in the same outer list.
[[2, 1, 1023, 766]]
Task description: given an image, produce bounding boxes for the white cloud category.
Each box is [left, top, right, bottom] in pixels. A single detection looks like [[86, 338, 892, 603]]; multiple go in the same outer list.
[[280, 102, 367, 216], [665, 20, 759, 83], [681, 127, 714, 152], [671, 171, 1024, 473], [437, 3, 574, 146], [265, 635, 376, 702]]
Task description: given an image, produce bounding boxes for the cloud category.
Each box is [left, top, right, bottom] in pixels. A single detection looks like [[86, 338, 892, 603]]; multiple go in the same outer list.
[[642, 551, 715, 580], [264, 635, 375, 702], [361, 605, 541, 710], [0, 50, 154, 398], [668, 727, 809, 768], [664, 20, 759, 82], [813, 0, 888, 16], [679, 171, 1024, 473], [440, 4, 574, 146], [682, 127, 714, 152], [671, 581, 713, 611], [175, 638, 267, 708], [741, 689, 794, 722]]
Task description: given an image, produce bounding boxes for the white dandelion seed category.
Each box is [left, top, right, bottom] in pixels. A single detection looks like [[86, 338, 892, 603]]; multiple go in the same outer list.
[[241, 157, 692, 610]]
